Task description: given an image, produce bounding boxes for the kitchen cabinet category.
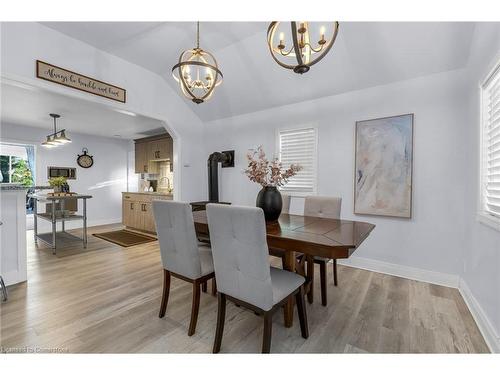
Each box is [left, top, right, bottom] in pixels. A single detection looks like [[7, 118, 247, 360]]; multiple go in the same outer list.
[[134, 135, 173, 174], [122, 192, 172, 233], [148, 137, 173, 160], [134, 141, 149, 174]]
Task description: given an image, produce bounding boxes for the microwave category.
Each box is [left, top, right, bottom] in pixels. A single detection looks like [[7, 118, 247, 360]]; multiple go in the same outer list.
[[47, 166, 76, 179]]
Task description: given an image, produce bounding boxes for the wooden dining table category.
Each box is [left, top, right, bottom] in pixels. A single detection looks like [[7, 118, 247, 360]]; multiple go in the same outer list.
[[192, 210, 375, 328]]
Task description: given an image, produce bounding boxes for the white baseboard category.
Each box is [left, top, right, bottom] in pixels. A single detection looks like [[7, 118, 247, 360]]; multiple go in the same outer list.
[[338, 256, 460, 288], [459, 279, 500, 353]]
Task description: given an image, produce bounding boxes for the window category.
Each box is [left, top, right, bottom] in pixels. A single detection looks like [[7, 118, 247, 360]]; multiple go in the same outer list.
[[480, 59, 500, 224], [0, 143, 33, 185], [278, 127, 318, 194]]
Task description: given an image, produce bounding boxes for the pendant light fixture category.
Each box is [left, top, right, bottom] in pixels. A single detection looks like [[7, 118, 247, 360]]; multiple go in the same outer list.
[[267, 21, 339, 74], [41, 113, 71, 148], [172, 22, 223, 104]]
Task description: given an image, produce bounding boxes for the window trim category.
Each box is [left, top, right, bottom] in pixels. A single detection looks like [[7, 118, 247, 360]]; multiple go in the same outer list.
[[478, 57, 500, 231], [275, 125, 318, 197]]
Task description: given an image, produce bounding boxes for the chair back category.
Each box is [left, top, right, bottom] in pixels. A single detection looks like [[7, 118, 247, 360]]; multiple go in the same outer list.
[[281, 193, 291, 214], [206, 204, 274, 311], [152, 200, 202, 279], [304, 196, 342, 219]]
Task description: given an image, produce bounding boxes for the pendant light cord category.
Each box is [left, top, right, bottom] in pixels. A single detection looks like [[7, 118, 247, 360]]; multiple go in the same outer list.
[[53, 116, 57, 134]]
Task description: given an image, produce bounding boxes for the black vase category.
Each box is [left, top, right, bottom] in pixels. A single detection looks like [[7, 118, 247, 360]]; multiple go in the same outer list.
[[256, 186, 282, 222]]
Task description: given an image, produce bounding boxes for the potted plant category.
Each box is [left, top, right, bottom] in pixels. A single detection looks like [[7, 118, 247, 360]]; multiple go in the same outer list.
[[244, 146, 302, 221], [48, 176, 67, 193]]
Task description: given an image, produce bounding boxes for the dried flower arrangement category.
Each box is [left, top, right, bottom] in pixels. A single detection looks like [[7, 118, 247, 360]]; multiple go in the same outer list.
[[244, 146, 302, 187]]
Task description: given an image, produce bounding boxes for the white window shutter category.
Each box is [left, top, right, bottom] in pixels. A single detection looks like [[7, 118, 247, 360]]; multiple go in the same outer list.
[[482, 62, 500, 218], [278, 127, 317, 194]]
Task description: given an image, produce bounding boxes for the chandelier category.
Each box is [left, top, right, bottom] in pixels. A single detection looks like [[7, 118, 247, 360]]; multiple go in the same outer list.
[[172, 22, 223, 104], [41, 113, 71, 148], [267, 22, 340, 74]]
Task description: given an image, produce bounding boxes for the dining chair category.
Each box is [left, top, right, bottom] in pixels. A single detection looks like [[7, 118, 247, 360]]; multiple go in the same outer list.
[[304, 196, 342, 306], [281, 193, 291, 214], [206, 203, 309, 353], [152, 200, 216, 336]]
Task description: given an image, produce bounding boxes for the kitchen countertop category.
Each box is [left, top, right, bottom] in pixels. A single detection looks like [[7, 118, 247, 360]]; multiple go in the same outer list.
[[122, 191, 173, 196], [1, 184, 52, 191]]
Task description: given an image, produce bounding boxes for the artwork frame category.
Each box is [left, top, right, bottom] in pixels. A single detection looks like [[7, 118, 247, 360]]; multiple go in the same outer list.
[[354, 113, 414, 218]]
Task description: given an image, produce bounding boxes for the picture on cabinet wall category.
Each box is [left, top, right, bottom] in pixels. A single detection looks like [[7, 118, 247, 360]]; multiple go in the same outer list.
[[354, 113, 413, 218]]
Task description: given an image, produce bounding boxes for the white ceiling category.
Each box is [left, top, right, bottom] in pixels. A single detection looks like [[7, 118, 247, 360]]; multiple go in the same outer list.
[[41, 22, 476, 122], [1, 82, 166, 139]]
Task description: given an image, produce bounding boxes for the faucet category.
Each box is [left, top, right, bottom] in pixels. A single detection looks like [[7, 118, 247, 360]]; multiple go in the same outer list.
[[160, 177, 171, 192]]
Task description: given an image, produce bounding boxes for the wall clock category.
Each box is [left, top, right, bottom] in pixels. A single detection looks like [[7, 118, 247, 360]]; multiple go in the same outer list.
[[77, 148, 94, 168]]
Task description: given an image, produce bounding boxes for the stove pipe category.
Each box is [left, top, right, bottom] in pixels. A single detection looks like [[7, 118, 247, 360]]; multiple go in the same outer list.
[[207, 150, 234, 202]]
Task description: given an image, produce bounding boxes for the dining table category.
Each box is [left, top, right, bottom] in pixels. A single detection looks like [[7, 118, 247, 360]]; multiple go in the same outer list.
[[192, 210, 375, 328]]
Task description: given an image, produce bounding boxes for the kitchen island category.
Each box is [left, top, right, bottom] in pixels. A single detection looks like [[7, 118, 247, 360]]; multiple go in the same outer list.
[[30, 193, 93, 254], [122, 192, 172, 233]]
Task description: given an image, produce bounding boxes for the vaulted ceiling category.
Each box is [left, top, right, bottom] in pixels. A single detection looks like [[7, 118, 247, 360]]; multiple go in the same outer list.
[[41, 22, 476, 122]]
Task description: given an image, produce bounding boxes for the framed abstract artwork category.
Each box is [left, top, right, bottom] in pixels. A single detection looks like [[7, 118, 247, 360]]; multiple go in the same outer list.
[[354, 114, 414, 218]]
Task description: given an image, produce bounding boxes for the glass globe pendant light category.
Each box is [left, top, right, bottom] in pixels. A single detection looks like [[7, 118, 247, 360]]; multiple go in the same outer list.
[[172, 22, 223, 104], [267, 21, 340, 74]]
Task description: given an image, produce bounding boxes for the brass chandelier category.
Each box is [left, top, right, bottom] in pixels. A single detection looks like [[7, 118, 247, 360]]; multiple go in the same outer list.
[[172, 22, 223, 104], [267, 22, 340, 74]]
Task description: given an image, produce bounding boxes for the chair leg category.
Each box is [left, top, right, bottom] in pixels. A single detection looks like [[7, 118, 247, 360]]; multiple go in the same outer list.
[[333, 259, 338, 286], [213, 292, 226, 353], [158, 270, 171, 318], [295, 286, 309, 339], [0, 276, 7, 302], [319, 261, 327, 306], [211, 278, 217, 296], [201, 280, 208, 293], [188, 281, 201, 336], [306, 256, 314, 304], [262, 311, 273, 353]]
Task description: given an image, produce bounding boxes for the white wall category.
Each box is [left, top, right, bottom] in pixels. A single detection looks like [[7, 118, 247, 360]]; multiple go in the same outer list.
[[1, 122, 130, 230], [0, 22, 207, 202], [461, 23, 500, 351], [203, 69, 470, 278]]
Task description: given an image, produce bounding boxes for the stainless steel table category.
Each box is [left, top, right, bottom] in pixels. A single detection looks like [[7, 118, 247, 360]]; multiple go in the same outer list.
[[29, 193, 92, 254]]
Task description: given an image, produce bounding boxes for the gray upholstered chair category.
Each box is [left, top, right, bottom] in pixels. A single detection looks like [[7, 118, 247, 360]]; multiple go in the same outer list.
[[206, 203, 309, 353], [281, 193, 291, 214], [304, 196, 342, 306], [152, 200, 216, 336]]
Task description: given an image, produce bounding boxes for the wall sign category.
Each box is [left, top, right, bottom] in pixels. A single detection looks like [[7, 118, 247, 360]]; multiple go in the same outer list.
[[36, 60, 126, 103]]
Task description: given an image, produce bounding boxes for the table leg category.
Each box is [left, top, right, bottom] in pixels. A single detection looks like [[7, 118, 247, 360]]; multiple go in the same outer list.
[[33, 198, 38, 244], [283, 250, 296, 328], [83, 198, 87, 249], [51, 200, 56, 255], [61, 199, 65, 232], [306, 255, 314, 304]]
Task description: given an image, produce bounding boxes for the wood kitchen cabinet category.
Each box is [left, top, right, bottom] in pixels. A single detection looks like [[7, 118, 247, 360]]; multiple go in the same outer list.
[[134, 135, 173, 174], [134, 141, 149, 174], [122, 192, 172, 234]]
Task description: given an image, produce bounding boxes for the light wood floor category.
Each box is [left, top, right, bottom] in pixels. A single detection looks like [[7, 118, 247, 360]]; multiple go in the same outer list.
[[0, 224, 489, 353]]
